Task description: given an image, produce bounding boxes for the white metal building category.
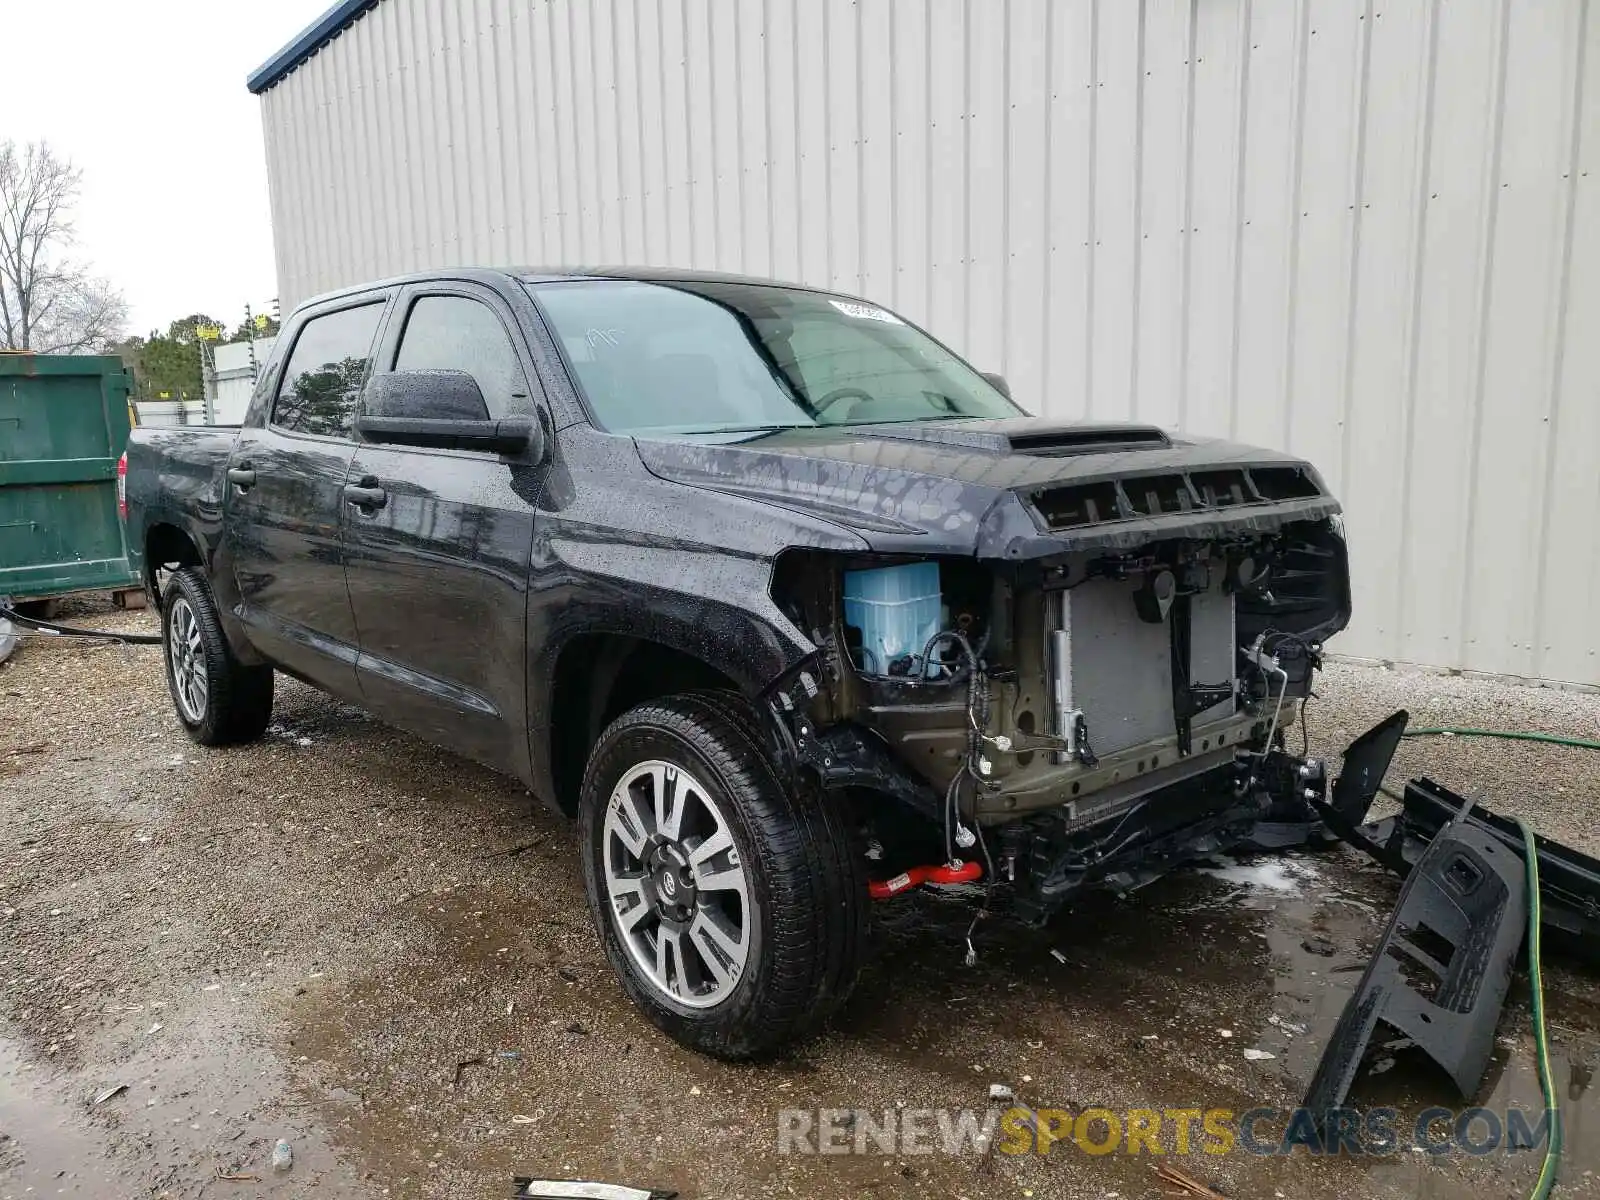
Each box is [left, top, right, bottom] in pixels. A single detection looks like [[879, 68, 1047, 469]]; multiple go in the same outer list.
[[207, 336, 279, 425], [250, 0, 1600, 687]]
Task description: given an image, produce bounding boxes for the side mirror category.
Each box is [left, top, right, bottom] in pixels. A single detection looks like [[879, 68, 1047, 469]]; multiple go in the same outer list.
[[981, 371, 1011, 399], [357, 371, 545, 458], [364, 369, 490, 421]]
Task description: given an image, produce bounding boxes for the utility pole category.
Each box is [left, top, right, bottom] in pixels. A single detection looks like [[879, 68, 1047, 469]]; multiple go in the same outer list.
[[245, 304, 259, 383], [195, 321, 221, 424]]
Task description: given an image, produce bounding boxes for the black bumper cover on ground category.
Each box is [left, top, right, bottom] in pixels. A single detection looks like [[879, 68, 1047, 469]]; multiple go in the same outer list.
[[1305, 788, 1527, 1112], [1299, 716, 1600, 1115], [1368, 778, 1600, 963]]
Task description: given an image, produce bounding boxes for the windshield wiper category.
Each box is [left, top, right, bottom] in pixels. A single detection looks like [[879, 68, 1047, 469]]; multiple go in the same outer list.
[[840, 411, 976, 426], [666, 424, 799, 435]]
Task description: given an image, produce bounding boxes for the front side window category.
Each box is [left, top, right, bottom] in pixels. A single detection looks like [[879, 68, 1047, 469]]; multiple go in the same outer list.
[[272, 302, 385, 438], [528, 279, 1020, 436], [391, 295, 527, 418]]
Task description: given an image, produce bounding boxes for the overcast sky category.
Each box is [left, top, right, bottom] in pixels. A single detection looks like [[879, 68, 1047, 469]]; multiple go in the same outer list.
[[1, 0, 332, 336]]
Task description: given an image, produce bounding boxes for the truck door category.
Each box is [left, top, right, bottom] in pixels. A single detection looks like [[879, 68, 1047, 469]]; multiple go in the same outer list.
[[342, 285, 544, 777], [223, 296, 388, 700]]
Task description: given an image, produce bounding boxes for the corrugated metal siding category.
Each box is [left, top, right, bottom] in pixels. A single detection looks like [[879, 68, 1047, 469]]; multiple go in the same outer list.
[[258, 0, 1600, 686]]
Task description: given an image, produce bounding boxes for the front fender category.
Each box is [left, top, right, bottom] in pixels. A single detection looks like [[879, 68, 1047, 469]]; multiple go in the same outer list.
[[525, 540, 817, 808]]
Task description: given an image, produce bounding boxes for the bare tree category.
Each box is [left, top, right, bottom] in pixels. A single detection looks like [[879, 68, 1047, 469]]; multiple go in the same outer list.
[[0, 140, 128, 353]]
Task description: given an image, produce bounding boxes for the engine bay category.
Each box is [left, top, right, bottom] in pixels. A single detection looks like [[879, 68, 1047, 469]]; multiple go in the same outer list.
[[768, 515, 1351, 920]]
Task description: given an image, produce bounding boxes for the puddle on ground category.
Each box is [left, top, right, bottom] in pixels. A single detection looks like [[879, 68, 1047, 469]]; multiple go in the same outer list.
[[0, 1036, 123, 1196], [0, 1004, 370, 1198]]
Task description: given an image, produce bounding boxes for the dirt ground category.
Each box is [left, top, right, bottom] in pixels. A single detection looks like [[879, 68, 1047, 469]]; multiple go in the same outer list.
[[3, 596, 1599, 1199]]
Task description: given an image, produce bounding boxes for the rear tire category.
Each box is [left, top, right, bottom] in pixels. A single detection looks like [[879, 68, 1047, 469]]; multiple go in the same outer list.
[[161, 567, 273, 746], [579, 693, 866, 1059]]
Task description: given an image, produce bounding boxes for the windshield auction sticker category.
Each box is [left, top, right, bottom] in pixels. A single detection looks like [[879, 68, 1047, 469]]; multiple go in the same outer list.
[[829, 299, 904, 324]]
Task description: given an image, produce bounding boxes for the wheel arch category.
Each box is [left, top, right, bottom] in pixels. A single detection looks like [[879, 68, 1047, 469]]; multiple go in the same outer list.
[[142, 517, 266, 665], [143, 521, 204, 609], [543, 631, 746, 817]]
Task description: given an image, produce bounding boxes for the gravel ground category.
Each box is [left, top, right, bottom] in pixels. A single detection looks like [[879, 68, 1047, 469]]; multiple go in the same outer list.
[[1308, 659, 1600, 842], [2, 597, 1598, 1199]]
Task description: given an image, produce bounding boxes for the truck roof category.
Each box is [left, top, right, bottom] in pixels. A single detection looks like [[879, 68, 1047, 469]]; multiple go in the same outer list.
[[292, 267, 849, 314]]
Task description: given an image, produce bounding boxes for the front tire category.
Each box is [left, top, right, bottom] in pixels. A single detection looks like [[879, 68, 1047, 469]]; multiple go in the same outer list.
[[579, 694, 865, 1059], [161, 568, 273, 746]]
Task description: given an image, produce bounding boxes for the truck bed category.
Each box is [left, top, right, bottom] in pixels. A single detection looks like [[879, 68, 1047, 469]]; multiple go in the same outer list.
[[123, 425, 241, 583]]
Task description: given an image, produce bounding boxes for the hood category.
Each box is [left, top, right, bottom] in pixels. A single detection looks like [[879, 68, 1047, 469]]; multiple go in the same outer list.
[[634, 417, 1343, 558]]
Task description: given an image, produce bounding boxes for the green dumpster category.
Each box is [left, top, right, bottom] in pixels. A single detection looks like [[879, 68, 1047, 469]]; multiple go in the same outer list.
[[0, 353, 140, 603]]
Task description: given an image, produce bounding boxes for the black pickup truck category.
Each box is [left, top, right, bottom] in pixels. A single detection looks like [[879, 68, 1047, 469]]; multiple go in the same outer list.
[[123, 268, 1350, 1058]]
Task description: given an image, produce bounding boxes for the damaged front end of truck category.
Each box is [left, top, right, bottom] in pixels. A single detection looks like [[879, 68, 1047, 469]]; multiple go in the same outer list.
[[744, 422, 1353, 925]]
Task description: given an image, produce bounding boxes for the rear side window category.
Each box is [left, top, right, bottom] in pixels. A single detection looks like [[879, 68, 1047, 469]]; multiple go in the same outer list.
[[392, 295, 527, 418], [272, 302, 385, 438]]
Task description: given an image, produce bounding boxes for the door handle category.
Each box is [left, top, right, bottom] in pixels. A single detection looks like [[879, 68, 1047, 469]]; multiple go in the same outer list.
[[226, 465, 256, 489], [343, 481, 388, 510]]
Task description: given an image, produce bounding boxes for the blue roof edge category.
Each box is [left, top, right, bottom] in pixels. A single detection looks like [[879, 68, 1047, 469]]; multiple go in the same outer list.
[[246, 0, 383, 95]]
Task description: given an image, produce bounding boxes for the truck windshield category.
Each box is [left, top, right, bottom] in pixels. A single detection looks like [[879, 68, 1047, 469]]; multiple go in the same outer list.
[[527, 278, 1022, 435]]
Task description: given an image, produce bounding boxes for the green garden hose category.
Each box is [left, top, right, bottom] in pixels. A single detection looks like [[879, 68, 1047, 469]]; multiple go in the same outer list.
[[1402, 727, 1600, 752], [1517, 815, 1561, 1199], [1358, 723, 1578, 1195], [1371, 726, 1600, 804]]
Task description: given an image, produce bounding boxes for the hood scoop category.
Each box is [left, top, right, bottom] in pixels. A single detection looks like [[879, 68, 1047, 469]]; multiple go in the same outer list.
[[1005, 424, 1171, 457], [845, 419, 1172, 457]]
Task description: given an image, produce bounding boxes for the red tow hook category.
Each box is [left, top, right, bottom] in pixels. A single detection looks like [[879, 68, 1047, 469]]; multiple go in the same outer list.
[[868, 860, 984, 899]]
